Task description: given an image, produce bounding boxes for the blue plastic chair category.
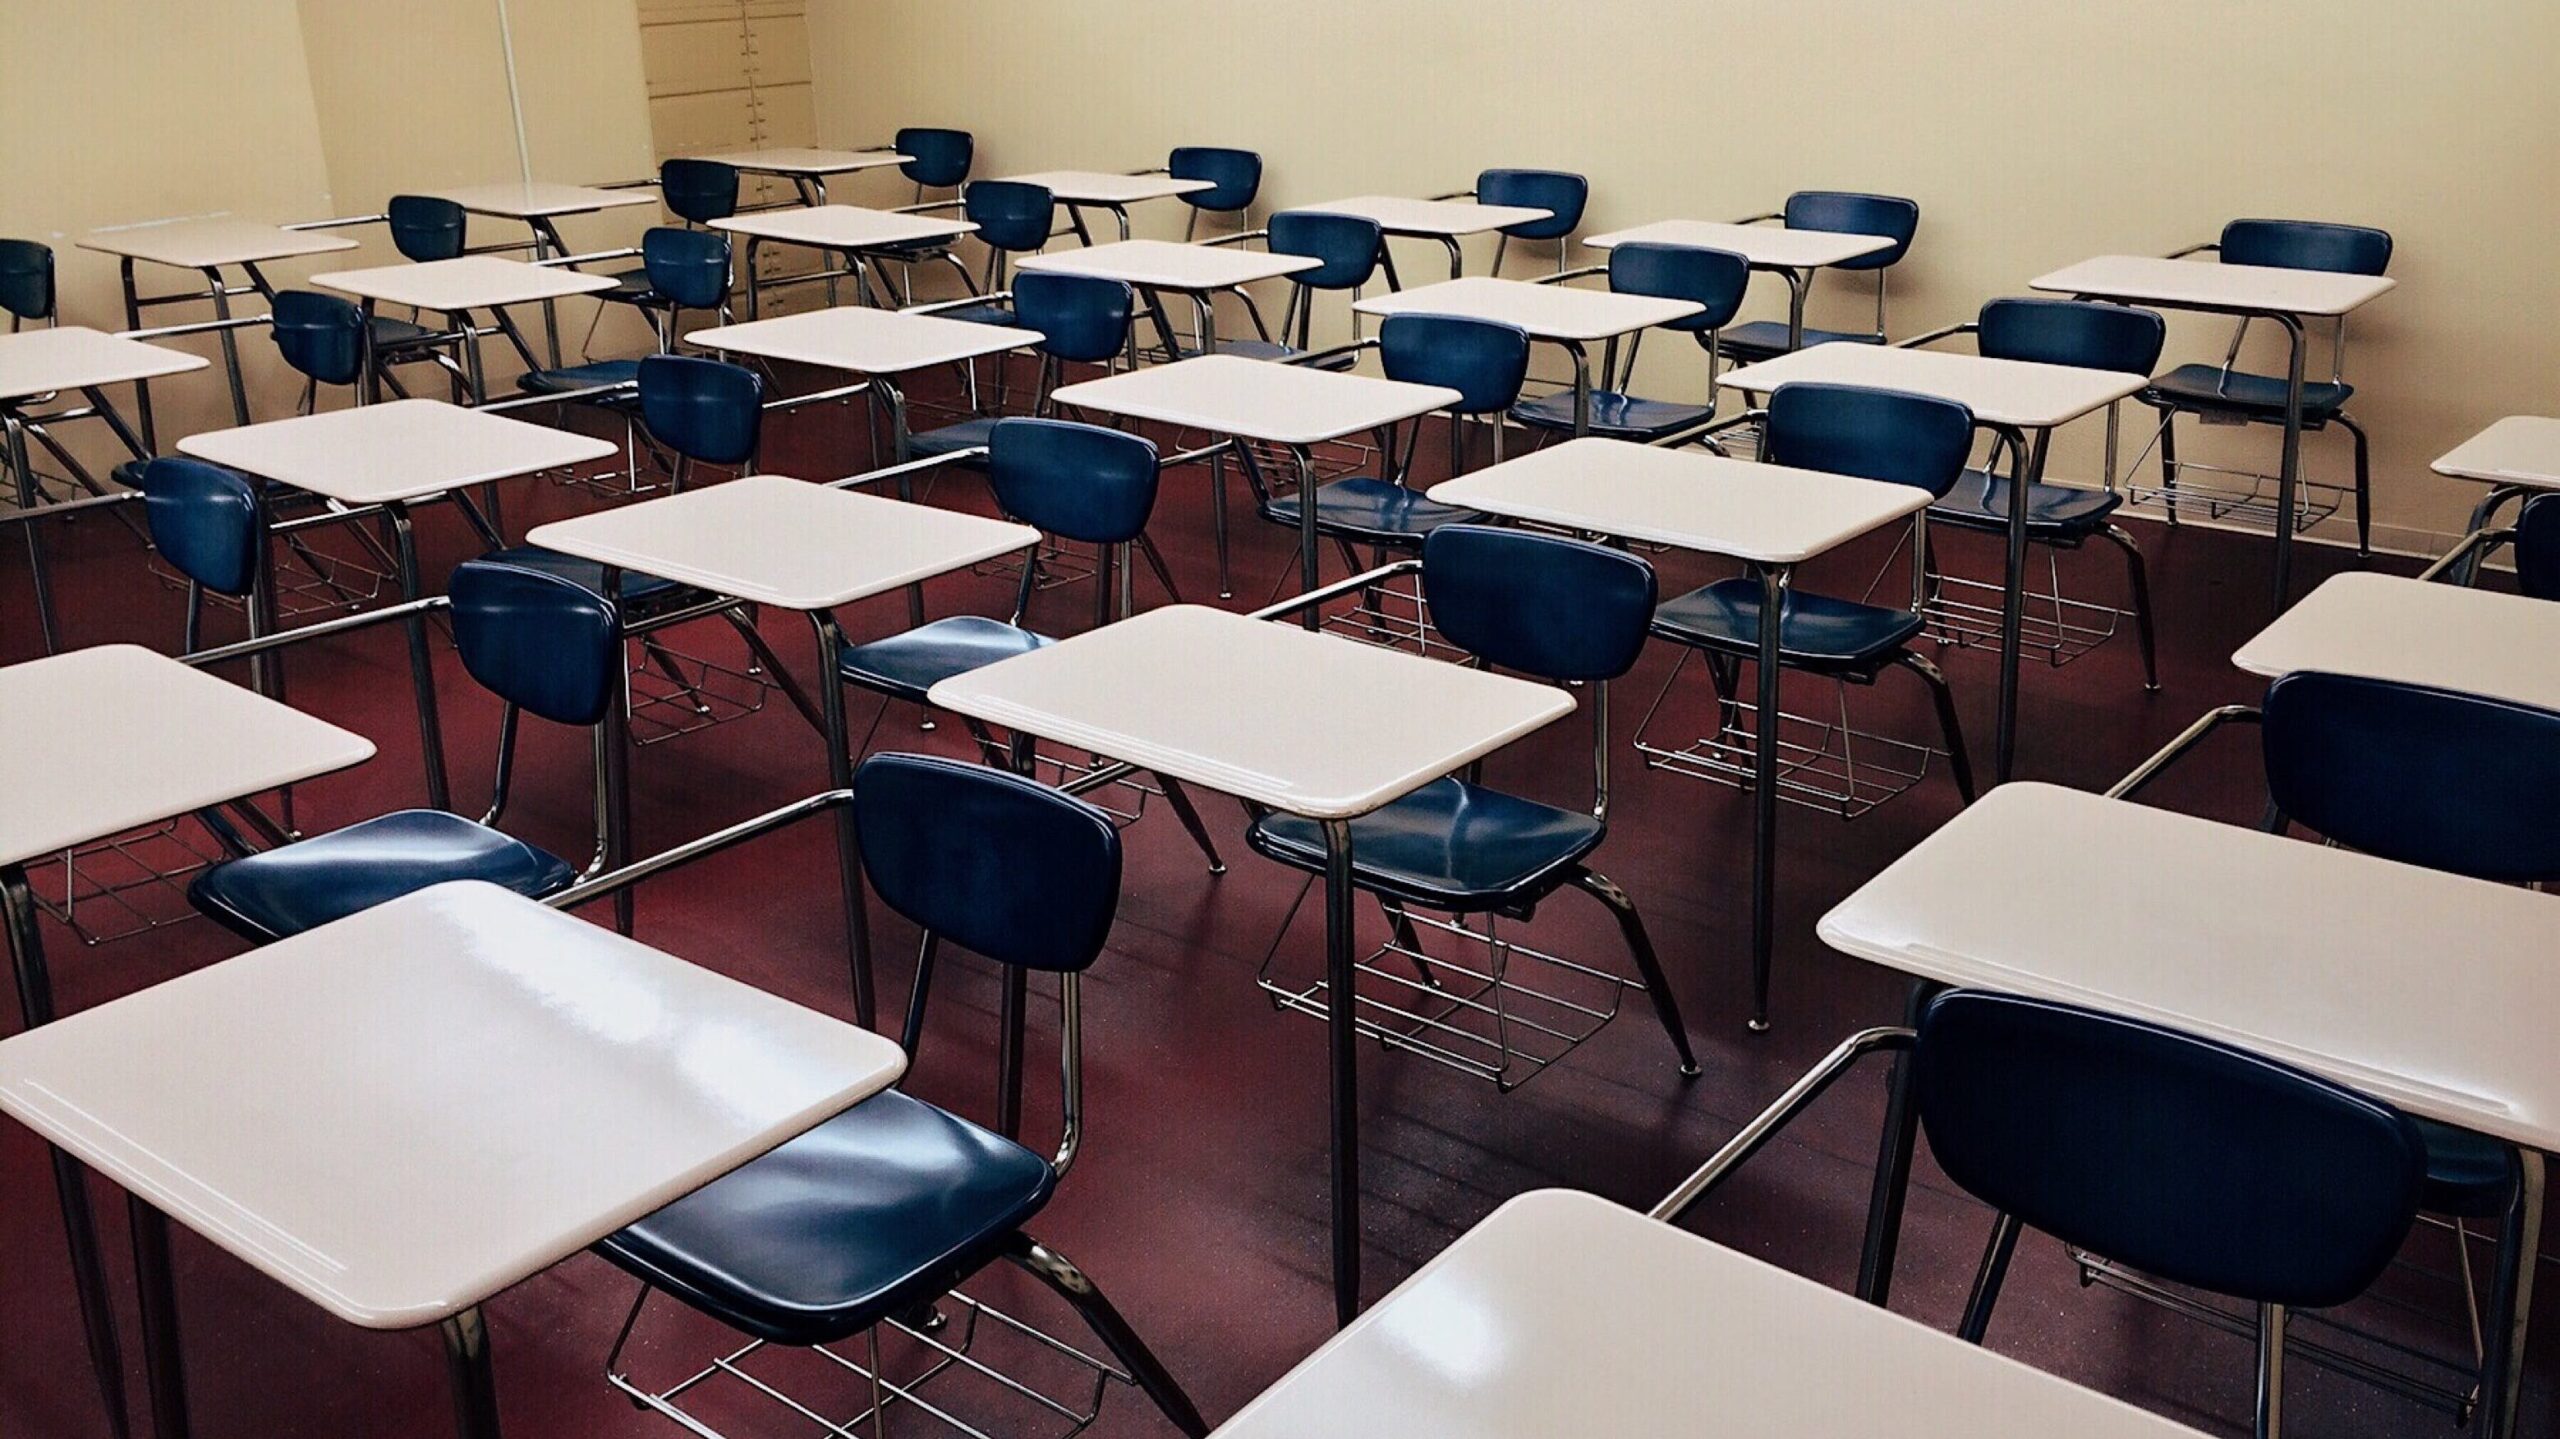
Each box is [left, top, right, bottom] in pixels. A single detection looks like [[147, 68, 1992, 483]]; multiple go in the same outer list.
[[907, 272, 1134, 460], [1170, 146, 1263, 239], [657, 158, 740, 226], [1476, 168, 1588, 275], [895, 126, 974, 199], [386, 194, 468, 262], [2139, 218, 2392, 555], [1715, 190, 1920, 363], [0, 239, 55, 329], [137, 457, 268, 650], [928, 180, 1056, 327], [1511, 242, 1751, 440], [522, 227, 734, 400], [268, 290, 367, 392], [1239, 210, 1387, 363]]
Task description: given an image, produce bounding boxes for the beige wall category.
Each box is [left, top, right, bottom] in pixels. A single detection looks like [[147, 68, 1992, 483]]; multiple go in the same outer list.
[[809, 0, 2560, 551]]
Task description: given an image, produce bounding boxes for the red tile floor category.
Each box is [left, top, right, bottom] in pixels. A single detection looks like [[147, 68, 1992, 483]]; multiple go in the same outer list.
[[0, 379, 2535, 1438]]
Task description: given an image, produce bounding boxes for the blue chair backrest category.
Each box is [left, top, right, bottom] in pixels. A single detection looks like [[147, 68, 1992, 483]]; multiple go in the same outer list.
[[0, 239, 54, 323], [658, 159, 741, 226], [855, 751, 1122, 973], [1977, 297, 2166, 374], [1784, 191, 1919, 271], [1014, 271, 1133, 365], [1762, 382, 1974, 497], [1379, 313, 1532, 416], [1268, 211, 1383, 292], [269, 290, 366, 387], [448, 559, 622, 727], [641, 226, 731, 312], [1170, 147, 1262, 213], [1608, 242, 1750, 334], [637, 354, 762, 467], [1478, 168, 1587, 242], [895, 127, 974, 190], [2221, 219, 2391, 277], [964, 180, 1054, 255], [139, 458, 262, 598], [986, 417, 1158, 545], [387, 195, 467, 263], [2260, 670, 2560, 884], [1913, 990, 2423, 1310], [1423, 525, 1655, 682], [2515, 495, 2560, 603]]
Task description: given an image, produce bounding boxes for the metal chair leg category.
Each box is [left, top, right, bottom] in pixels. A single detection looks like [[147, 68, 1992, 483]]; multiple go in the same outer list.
[[2101, 524, 2161, 692], [2478, 1150, 2543, 1439], [2254, 1302, 2288, 1439], [1956, 1211, 2021, 1344], [2155, 409, 2183, 528], [1004, 1233, 1208, 1439], [1153, 774, 1226, 875], [1893, 649, 1978, 803], [1566, 867, 1700, 1077], [2339, 412, 2374, 559]]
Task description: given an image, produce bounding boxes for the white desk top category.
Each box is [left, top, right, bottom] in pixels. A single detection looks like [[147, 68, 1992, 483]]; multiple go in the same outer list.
[[710, 204, 976, 249], [1050, 353, 1457, 448], [693, 147, 912, 176], [0, 645, 374, 868], [997, 170, 1214, 205], [179, 398, 616, 506], [527, 474, 1039, 611], [929, 605, 1573, 819], [2231, 572, 2560, 711], [1298, 195, 1553, 238], [1430, 437, 1928, 565], [1214, 1189, 2209, 1439], [690, 304, 1042, 374], [1583, 219, 1893, 269], [1721, 340, 2145, 430], [428, 182, 655, 220], [2031, 254, 2395, 319], [0, 881, 906, 1329], [1821, 782, 2560, 1153], [1354, 275, 1700, 343], [78, 218, 359, 270], [2433, 416, 2560, 489], [312, 254, 618, 312], [1018, 239, 1319, 291], [0, 326, 208, 404]]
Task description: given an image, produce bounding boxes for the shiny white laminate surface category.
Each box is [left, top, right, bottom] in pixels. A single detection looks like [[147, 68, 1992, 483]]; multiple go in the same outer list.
[[2231, 572, 2560, 711], [997, 170, 1214, 205], [527, 474, 1039, 610], [0, 881, 906, 1328], [0, 644, 374, 867], [710, 205, 975, 249], [1820, 783, 2560, 1153], [1353, 276, 1700, 343], [0, 326, 207, 403], [929, 605, 1573, 819], [1297, 195, 1552, 238], [1721, 340, 2145, 429], [429, 182, 655, 220], [1018, 239, 1319, 291], [179, 399, 616, 505], [1429, 436, 1927, 565], [311, 255, 618, 312], [694, 147, 912, 176], [2031, 254, 2395, 318], [689, 305, 1042, 375], [1049, 354, 1457, 447], [78, 219, 358, 270], [1582, 219, 1893, 269], [2434, 417, 2560, 490], [1214, 1189, 2210, 1439]]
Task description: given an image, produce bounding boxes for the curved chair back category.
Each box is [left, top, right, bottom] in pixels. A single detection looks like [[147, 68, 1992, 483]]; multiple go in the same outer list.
[[1977, 297, 2166, 375], [1784, 191, 1918, 270], [2515, 495, 2560, 603], [1379, 313, 1532, 416], [0, 239, 55, 325], [855, 751, 1122, 973], [1014, 271, 1134, 366], [963, 180, 1054, 255], [2221, 219, 2392, 277], [386, 195, 468, 262], [1423, 525, 1655, 683], [448, 559, 622, 727], [659, 159, 741, 226], [637, 354, 762, 468], [1609, 242, 1750, 334], [1479, 168, 1587, 241], [1170, 147, 1262, 214], [1914, 990, 2423, 1310], [986, 418, 1158, 546], [1268, 211, 1383, 292], [641, 226, 732, 312], [139, 458, 263, 598], [2260, 670, 2560, 884], [895, 127, 974, 190], [1762, 382, 1974, 497], [269, 290, 367, 387]]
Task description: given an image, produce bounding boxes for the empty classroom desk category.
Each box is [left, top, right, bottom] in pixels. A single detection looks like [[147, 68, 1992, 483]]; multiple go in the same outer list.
[[1017, 237, 1318, 357], [1584, 218, 1892, 353], [1353, 275, 1701, 435], [2232, 570, 2560, 710], [429, 181, 656, 365], [688, 305, 1044, 468], [78, 217, 360, 429], [0, 880, 907, 1439], [996, 168, 1213, 242], [1297, 195, 1555, 281], [689, 145, 911, 206], [930, 604, 1574, 1325], [310, 254, 618, 402], [2436, 415, 2560, 536], [708, 204, 977, 315]]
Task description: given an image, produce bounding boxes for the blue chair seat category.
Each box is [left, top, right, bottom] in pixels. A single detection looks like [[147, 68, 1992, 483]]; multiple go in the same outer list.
[[594, 266, 660, 307], [906, 416, 1000, 460], [2416, 1117, 2516, 1220], [479, 544, 687, 606], [934, 301, 1019, 328], [596, 1089, 1054, 1347], [188, 809, 579, 943], [1715, 321, 1886, 364], [1510, 389, 1715, 440], [1930, 469, 2124, 537], [1652, 577, 1923, 672], [1246, 777, 1603, 909], [837, 616, 1052, 703], [367, 314, 441, 348], [2142, 364, 2353, 422], [515, 359, 643, 399], [858, 238, 955, 261], [1260, 477, 1482, 547]]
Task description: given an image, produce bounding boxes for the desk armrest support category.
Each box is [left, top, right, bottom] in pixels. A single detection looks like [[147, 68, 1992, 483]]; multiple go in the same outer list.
[[1651, 1025, 1916, 1225]]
